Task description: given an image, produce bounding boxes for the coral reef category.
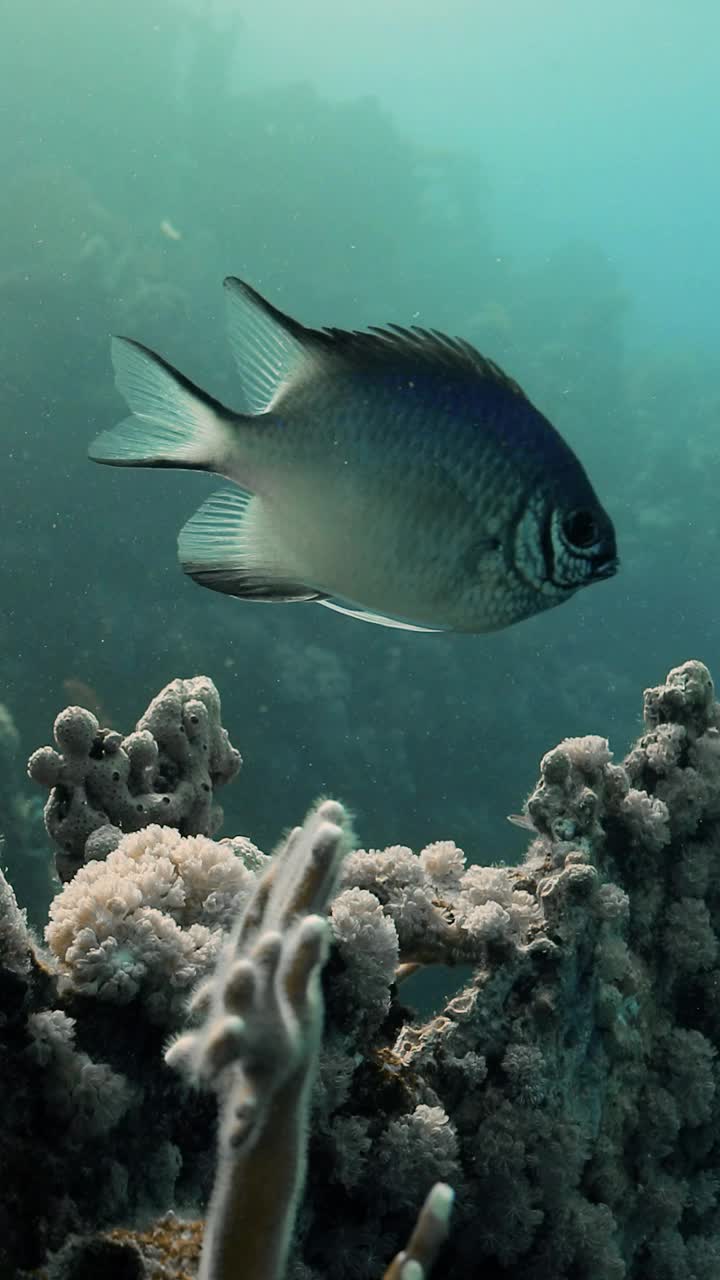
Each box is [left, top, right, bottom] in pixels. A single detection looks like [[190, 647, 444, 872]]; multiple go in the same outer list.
[[310, 659, 720, 1279], [27, 677, 242, 882], [6, 660, 720, 1277], [38, 803, 454, 1280], [0, 819, 264, 1275]]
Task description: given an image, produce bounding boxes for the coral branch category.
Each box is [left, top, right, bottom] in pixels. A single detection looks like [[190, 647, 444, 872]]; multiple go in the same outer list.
[[165, 799, 351, 1280], [383, 1182, 455, 1280]]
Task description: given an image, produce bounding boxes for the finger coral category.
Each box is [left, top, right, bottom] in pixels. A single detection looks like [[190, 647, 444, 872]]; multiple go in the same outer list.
[[27, 676, 242, 881], [164, 798, 352, 1280]]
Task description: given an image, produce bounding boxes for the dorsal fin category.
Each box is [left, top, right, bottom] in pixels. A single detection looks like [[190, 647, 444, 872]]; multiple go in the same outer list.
[[224, 276, 530, 415], [224, 277, 321, 415], [317, 323, 528, 398]]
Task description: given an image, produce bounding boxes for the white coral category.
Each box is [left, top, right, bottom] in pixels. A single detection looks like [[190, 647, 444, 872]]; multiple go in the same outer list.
[[342, 845, 426, 893], [457, 865, 540, 942], [375, 1104, 460, 1209], [331, 887, 399, 979], [620, 788, 670, 851], [460, 864, 514, 907], [419, 840, 466, 886], [461, 900, 512, 943], [342, 846, 439, 939], [565, 735, 613, 773], [46, 824, 264, 1021], [331, 887, 399, 1033]]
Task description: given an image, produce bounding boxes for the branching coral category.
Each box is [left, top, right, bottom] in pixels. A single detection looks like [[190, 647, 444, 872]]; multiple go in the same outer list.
[[27, 676, 242, 881], [164, 797, 454, 1280], [165, 799, 353, 1280]]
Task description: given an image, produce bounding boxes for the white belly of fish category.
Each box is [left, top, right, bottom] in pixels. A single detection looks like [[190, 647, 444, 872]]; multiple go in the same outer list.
[[257, 461, 469, 620]]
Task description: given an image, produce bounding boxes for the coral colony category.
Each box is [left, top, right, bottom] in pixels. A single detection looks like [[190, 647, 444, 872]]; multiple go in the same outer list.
[[3, 660, 720, 1277]]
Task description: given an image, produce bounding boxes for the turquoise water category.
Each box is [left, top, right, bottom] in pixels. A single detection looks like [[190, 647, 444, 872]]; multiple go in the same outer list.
[[4, 0, 718, 877], [1, 3, 719, 1273]]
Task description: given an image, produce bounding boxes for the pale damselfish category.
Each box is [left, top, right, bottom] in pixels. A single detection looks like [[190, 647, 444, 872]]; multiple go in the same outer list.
[[89, 279, 618, 633]]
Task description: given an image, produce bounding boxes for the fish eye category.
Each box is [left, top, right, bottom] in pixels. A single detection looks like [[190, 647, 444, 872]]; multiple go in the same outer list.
[[562, 509, 600, 550]]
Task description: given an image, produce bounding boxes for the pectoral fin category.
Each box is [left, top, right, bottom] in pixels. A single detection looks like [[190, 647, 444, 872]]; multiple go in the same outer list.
[[178, 488, 322, 602]]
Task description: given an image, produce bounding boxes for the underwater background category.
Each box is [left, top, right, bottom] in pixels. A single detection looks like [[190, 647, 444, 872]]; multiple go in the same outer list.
[[6, 5, 720, 1280], [2, 0, 719, 909]]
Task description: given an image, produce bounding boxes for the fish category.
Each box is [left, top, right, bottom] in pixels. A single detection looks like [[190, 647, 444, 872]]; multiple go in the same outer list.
[[507, 812, 537, 832], [88, 278, 618, 634]]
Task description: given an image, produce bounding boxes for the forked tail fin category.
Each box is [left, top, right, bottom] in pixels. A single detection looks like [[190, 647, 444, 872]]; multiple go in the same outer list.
[[89, 336, 235, 470]]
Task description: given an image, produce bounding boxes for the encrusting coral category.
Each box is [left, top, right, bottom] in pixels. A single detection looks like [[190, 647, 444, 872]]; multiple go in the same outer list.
[[5, 659, 720, 1278]]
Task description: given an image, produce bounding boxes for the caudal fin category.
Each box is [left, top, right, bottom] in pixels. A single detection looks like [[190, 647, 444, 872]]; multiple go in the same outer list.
[[89, 336, 233, 470]]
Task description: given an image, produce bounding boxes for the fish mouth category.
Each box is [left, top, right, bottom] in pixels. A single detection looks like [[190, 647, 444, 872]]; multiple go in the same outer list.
[[591, 555, 619, 582]]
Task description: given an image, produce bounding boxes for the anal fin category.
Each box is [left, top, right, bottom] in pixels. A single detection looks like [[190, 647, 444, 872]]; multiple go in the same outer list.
[[178, 488, 322, 603]]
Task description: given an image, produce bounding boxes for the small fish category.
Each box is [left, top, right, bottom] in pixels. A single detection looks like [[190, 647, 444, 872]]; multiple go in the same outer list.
[[507, 813, 537, 832], [89, 279, 618, 633]]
